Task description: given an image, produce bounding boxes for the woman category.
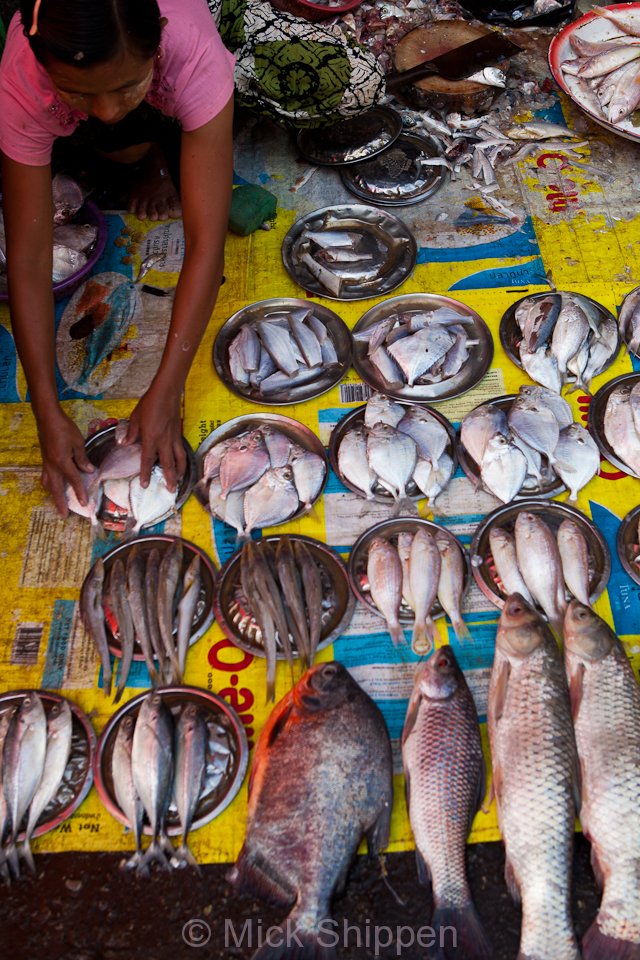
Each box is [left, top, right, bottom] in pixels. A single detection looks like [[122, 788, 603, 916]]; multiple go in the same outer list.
[[0, 0, 235, 514]]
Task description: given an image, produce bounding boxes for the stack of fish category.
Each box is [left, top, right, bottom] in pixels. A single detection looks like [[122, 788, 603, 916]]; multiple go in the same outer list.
[[560, 6, 640, 127], [460, 384, 601, 502], [618, 285, 640, 357], [238, 537, 325, 701], [354, 303, 478, 389], [512, 292, 618, 394], [336, 393, 454, 508], [226, 308, 341, 396], [0, 693, 73, 881], [603, 378, 640, 476], [200, 425, 326, 539], [365, 525, 469, 655], [295, 227, 379, 298], [111, 692, 227, 874], [81, 541, 202, 698], [488, 512, 594, 636]]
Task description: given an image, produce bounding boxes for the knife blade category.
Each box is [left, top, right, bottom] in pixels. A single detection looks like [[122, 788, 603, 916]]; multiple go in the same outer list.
[[386, 32, 522, 88]]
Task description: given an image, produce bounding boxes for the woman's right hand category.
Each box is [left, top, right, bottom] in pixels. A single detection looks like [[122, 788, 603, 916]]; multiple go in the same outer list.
[[37, 407, 96, 517]]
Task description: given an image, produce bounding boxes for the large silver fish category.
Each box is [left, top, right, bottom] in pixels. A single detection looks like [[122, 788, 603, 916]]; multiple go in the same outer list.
[[553, 424, 601, 502], [126, 545, 159, 686], [488, 526, 534, 605], [111, 557, 137, 703], [219, 431, 270, 499], [112, 714, 144, 871], [514, 511, 567, 636], [366, 422, 417, 505], [435, 531, 471, 642], [80, 557, 113, 696], [337, 425, 377, 499], [173, 704, 207, 871], [604, 385, 640, 476], [367, 536, 404, 647], [480, 434, 528, 503], [397, 407, 449, 465], [409, 528, 441, 656], [131, 692, 175, 875], [243, 466, 299, 534], [2, 693, 47, 877], [176, 554, 201, 683]]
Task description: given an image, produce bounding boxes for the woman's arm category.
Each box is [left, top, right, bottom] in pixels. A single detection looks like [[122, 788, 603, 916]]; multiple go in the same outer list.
[[124, 94, 234, 489], [0, 154, 95, 514]]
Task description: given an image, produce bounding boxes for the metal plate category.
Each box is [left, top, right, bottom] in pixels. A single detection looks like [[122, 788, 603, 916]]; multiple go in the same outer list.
[[617, 505, 640, 586], [340, 133, 447, 206], [85, 424, 196, 532], [296, 106, 403, 166], [194, 414, 328, 527], [348, 517, 469, 624], [213, 535, 355, 659], [328, 402, 457, 504], [93, 686, 248, 836], [352, 293, 494, 402], [0, 689, 96, 840], [456, 395, 566, 500], [212, 297, 353, 405], [84, 535, 217, 661], [469, 499, 611, 611], [281, 204, 417, 302], [588, 372, 640, 480], [500, 291, 620, 384]]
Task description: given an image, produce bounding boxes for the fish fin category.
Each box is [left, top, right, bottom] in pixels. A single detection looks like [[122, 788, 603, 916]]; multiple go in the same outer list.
[[171, 843, 201, 874], [119, 850, 143, 872], [568, 661, 585, 721], [590, 843, 605, 890], [4, 842, 20, 879], [473, 754, 488, 823], [453, 617, 472, 642], [388, 619, 407, 648], [431, 902, 492, 960], [415, 848, 432, 888], [227, 849, 295, 909], [248, 926, 338, 960], [365, 801, 392, 857], [504, 855, 521, 905], [137, 840, 171, 875], [19, 839, 36, 876], [491, 659, 510, 724], [582, 922, 640, 960], [395, 496, 419, 518], [113, 682, 125, 705], [401, 688, 421, 748]]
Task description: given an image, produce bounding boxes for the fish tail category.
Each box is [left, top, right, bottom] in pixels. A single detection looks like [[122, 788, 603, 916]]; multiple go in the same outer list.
[[387, 619, 406, 647], [395, 496, 419, 518], [171, 842, 201, 874], [431, 901, 492, 960], [249, 925, 337, 960], [137, 839, 171, 875], [582, 920, 640, 959], [19, 838, 36, 876], [119, 850, 142, 871], [453, 617, 472, 642], [411, 618, 434, 657], [113, 681, 125, 704], [103, 664, 113, 697], [4, 841, 20, 879]]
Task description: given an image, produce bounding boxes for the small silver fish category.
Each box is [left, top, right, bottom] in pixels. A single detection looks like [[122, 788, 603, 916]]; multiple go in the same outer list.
[[243, 466, 300, 534], [367, 536, 404, 646]]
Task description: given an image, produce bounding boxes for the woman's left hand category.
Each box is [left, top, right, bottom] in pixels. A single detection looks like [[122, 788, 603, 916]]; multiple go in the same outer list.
[[123, 383, 186, 491]]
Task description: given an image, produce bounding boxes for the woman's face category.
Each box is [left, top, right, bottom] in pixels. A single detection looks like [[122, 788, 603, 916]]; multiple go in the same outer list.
[[46, 48, 155, 124]]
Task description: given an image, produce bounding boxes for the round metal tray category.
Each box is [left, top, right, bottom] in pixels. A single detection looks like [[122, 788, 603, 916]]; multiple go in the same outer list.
[[93, 686, 248, 837], [352, 292, 494, 402], [85, 535, 217, 661], [340, 133, 447, 206], [348, 517, 469, 625], [0, 689, 96, 840], [328, 402, 457, 504], [212, 297, 353, 406], [588, 372, 640, 480], [456, 395, 566, 500], [281, 204, 417, 302], [617, 505, 640, 586], [85, 423, 196, 532], [296, 105, 403, 166], [469, 499, 610, 611], [214, 534, 355, 659]]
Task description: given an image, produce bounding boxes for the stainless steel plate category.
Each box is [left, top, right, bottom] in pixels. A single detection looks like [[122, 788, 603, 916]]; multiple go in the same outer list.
[[328, 402, 457, 504], [296, 106, 403, 166], [340, 133, 447, 206], [85, 424, 196, 532], [93, 686, 248, 836], [499, 291, 620, 384], [352, 293, 494, 402], [85, 535, 217, 661], [214, 535, 355, 659], [348, 517, 469, 624], [456, 395, 566, 500], [194, 414, 328, 527], [0, 689, 96, 840], [282, 204, 417, 302], [469, 499, 610, 611], [588, 372, 640, 480], [617, 505, 640, 586], [212, 297, 353, 405]]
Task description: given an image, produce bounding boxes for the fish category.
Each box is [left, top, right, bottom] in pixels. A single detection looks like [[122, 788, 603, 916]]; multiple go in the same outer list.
[[551, 300, 591, 379], [514, 511, 567, 636], [125, 546, 160, 686], [276, 536, 310, 669], [508, 398, 560, 464], [65, 471, 104, 534], [240, 546, 278, 703], [208, 480, 246, 539], [260, 426, 292, 468], [387, 327, 455, 386], [299, 250, 343, 298], [506, 121, 581, 139], [287, 445, 325, 510], [110, 557, 137, 703], [228, 662, 393, 956], [0, 707, 16, 863], [2, 693, 48, 877], [256, 321, 299, 376], [367, 536, 404, 647], [397, 531, 415, 612], [52, 244, 87, 282], [488, 594, 580, 960], [293, 540, 323, 666], [396, 407, 449, 465], [52, 173, 85, 223], [630, 380, 640, 437], [363, 392, 406, 429], [557, 519, 591, 606], [517, 294, 562, 353], [131, 692, 175, 875], [80, 557, 113, 696], [554, 424, 601, 501], [409, 528, 441, 656], [337, 425, 377, 499], [604, 384, 640, 476], [228, 324, 261, 375], [366, 422, 417, 505], [520, 343, 563, 393], [593, 4, 640, 36], [518, 384, 574, 429], [563, 601, 640, 960], [219, 431, 270, 499], [480, 434, 528, 503], [172, 704, 207, 871], [402, 647, 490, 960], [243, 541, 293, 683], [488, 526, 534, 605], [460, 404, 509, 467], [157, 540, 183, 685], [618, 286, 640, 356], [112, 714, 144, 871], [176, 554, 201, 683], [128, 466, 177, 534], [144, 548, 165, 669], [435, 532, 471, 642], [287, 312, 322, 368], [369, 345, 405, 388], [243, 466, 300, 535]]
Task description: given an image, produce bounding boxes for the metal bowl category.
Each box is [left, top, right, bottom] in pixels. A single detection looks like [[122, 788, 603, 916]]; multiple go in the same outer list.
[[348, 517, 469, 624], [328, 402, 457, 504], [281, 204, 417, 302], [456, 395, 567, 500], [469, 499, 611, 611], [214, 535, 355, 659], [340, 133, 447, 206], [588, 372, 640, 480], [85, 535, 217, 661], [212, 297, 353, 406], [93, 686, 248, 837], [352, 292, 494, 402], [617, 505, 640, 586], [0, 689, 96, 840], [296, 106, 403, 165]]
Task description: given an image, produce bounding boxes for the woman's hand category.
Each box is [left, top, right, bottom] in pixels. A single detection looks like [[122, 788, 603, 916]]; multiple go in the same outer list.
[[123, 383, 186, 492], [38, 407, 96, 517]]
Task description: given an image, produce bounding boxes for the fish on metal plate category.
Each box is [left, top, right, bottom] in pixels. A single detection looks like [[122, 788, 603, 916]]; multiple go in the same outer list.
[[519, 343, 563, 394], [366, 422, 417, 505], [488, 525, 534, 605], [557, 519, 591, 607], [409, 528, 441, 656], [551, 300, 591, 380], [618, 286, 640, 356], [176, 554, 202, 682], [228, 662, 393, 957], [144, 547, 166, 671], [480, 434, 528, 503], [260, 426, 292, 468], [630, 380, 640, 437], [367, 536, 405, 647], [0, 706, 16, 871], [276, 536, 311, 669], [516, 294, 561, 353], [604, 385, 640, 475], [363, 393, 406, 429], [337, 425, 377, 499], [293, 540, 323, 665], [397, 531, 415, 612], [240, 545, 278, 703], [287, 444, 326, 510], [563, 601, 640, 959], [369, 345, 405, 389], [111, 557, 137, 703], [229, 324, 261, 376], [65, 471, 104, 533], [518, 384, 573, 429], [128, 466, 177, 534], [2, 693, 47, 877], [514, 511, 567, 636], [131, 692, 175, 874], [219, 431, 270, 500], [157, 540, 183, 686], [435, 532, 471, 642], [508, 397, 560, 464], [256, 320, 300, 376], [244, 540, 293, 673], [80, 557, 113, 695], [243, 466, 300, 535], [460, 404, 509, 468], [287, 312, 322, 368], [511, 432, 543, 484], [172, 704, 208, 871], [125, 545, 160, 686], [402, 647, 490, 960], [397, 407, 449, 465], [488, 594, 580, 960], [208, 479, 246, 539], [112, 714, 144, 871], [553, 423, 601, 501]]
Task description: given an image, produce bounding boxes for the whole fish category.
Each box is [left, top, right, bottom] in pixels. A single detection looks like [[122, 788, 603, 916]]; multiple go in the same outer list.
[[604, 385, 640, 476], [228, 324, 261, 376], [618, 286, 640, 356], [460, 404, 509, 467], [520, 343, 563, 394], [553, 424, 601, 501], [243, 466, 299, 534], [2, 693, 47, 877], [110, 557, 136, 703], [416, 451, 454, 503], [563, 601, 640, 959], [488, 595, 580, 960], [409, 528, 441, 655], [508, 398, 560, 464], [488, 525, 534, 604], [367, 536, 404, 646], [435, 532, 471, 641], [0, 707, 16, 859], [256, 320, 299, 376], [276, 536, 310, 669], [126, 545, 159, 686], [229, 662, 393, 955], [630, 380, 640, 437], [131, 692, 175, 874], [387, 327, 455, 385], [128, 466, 177, 534], [288, 445, 326, 510], [366, 422, 417, 505], [480, 434, 528, 503], [144, 548, 165, 669], [397, 531, 415, 611], [402, 647, 490, 960], [112, 714, 144, 871], [243, 541, 293, 676], [240, 546, 278, 703], [519, 384, 573, 429], [515, 511, 567, 636], [397, 407, 449, 464], [157, 540, 183, 685], [516, 294, 562, 352], [552, 300, 591, 379], [173, 704, 207, 871], [363, 393, 406, 429], [557, 519, 591, 605], [219, 431, 270, 499], [293, 540, 323, 665], [80, 557, 113, 696], [208, 480, 246, 538], [176, 554, 202, 682], [260, 425, 292, 468], [337, 425, 377, 499]]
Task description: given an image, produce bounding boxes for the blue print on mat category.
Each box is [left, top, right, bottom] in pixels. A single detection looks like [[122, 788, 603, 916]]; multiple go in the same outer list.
[[417, 215, 539, 264], [589, 500, 639, 636], [0, 326, 19, 402], [42, 599, 75, 689], [451, 259, 547, 291]]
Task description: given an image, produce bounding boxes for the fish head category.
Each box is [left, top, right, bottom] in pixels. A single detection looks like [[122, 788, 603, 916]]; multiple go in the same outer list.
[[563, 600, 616, 662], [294, 662, 352, 714], [274, 465, 294, 485], [496, 594, 547, 658], [417, 646, 461, 700]]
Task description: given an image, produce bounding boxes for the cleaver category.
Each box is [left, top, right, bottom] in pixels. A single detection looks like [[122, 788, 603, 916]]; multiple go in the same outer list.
[[386, 32, 522, 89]]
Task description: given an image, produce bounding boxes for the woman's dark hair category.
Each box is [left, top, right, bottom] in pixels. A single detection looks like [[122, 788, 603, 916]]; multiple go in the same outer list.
[[20, 0, 162, 67]]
